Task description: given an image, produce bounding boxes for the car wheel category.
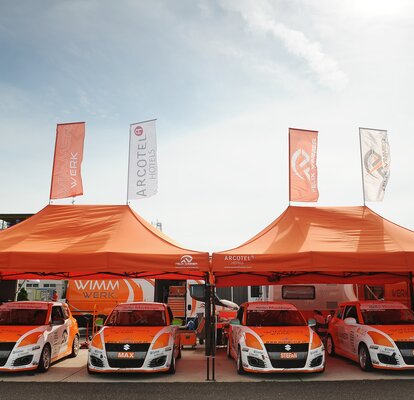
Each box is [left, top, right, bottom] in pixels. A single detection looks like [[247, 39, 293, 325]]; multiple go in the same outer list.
[[70, 334, 80, 358], [177, 344, 182, 360], [326, 335, 335, 356], [87, 364, 97, 375], [199, 338, 204, 345], [227, 341, 232, 358], [358, 344, 373, 371], [237, 348, 245, 375], [38, 344, 51, 372], [167, 353, 176, 374]]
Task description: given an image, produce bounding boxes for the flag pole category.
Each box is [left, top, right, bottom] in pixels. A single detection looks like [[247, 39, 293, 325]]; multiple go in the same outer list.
[[288, 128, 291, 206], [49, 124, 59, 204], [126, 124, 132, 205], [358, 128, 366, 206]]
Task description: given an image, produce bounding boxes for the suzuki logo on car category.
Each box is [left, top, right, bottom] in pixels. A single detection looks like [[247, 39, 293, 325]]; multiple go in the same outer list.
[[285, 344, 292, 351], [123, 344, 130, 351]]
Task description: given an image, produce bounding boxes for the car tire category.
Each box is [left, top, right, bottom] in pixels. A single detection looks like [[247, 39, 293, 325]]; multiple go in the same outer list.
[[177, 344, 182, 360], [167, 354, 176, 374], [227, 341, 232, 358], [70, 334, 80, 358], [38, 344, 51, 372], [326, 335, 335, 356], [87, 364, 97, 375], [199, 338, 204, 345], [237, 347, 245, 375], [358, 343, 373, 371]]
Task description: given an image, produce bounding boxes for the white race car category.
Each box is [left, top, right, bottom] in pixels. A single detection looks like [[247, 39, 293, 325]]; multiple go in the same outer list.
[[88, 302, 181, 374], [227, 302, 325, 374], [0, 301, 79, 372], [327, 300, 414, 371]]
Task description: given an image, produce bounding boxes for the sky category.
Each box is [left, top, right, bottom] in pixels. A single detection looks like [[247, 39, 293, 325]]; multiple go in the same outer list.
[[1, 0, 414, 253]]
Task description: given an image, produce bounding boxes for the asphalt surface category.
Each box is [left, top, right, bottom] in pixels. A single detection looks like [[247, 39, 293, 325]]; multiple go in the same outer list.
[[1, 381, 414, 400]]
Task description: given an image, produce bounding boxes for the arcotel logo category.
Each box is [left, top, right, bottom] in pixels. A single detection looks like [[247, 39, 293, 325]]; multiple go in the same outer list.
[[123, 344, 130, 351], [134, 126, 144, 136], [224, 255, 254, 262], [175, 255, 198, 268]]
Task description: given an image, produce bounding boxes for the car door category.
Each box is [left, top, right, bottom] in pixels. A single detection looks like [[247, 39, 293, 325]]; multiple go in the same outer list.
[[49, 305, 68, 359], [341, 305, 360, 356], [329, 306, 345, 351], [229, 306, 245, 356]]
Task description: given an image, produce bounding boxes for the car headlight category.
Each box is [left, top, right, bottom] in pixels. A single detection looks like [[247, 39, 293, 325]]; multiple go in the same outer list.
[[91, 334, 103, 349], [152, 333, 171, 349], [311, 333, 323, 350], [367, 331, 393, 348], [245, 333, 263, 350], [18, 332, 42, 347]]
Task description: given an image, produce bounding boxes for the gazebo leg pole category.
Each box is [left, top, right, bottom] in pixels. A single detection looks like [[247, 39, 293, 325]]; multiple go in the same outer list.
[[211, 283, 216, 381], [205, 276, 211, 381]]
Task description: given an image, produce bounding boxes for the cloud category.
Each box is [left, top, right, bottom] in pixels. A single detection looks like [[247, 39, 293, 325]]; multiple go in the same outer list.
[[219, 0, 348, 90]]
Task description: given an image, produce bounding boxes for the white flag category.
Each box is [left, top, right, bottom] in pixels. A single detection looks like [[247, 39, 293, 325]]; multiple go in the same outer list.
[[128, 120, 158, 200], [360, 128, 390, 202]]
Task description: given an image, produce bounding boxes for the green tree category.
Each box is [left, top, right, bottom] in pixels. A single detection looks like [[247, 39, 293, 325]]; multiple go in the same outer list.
[[17, 287, 29, 301]]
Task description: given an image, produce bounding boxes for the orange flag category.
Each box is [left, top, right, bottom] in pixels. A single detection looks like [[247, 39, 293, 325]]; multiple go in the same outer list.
[[50, 122, 85, 200], [289, 128, 319, 202]]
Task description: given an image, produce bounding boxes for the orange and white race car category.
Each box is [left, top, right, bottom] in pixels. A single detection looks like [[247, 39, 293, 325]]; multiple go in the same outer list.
[[88, 302, 181, 374], [0, 301, 79, 372], [227, 302, 325, 374], [327, 300, 414, 371]]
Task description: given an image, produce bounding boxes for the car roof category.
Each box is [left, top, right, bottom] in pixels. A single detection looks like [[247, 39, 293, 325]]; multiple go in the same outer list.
[[339, 300, 407, 308], [240, 301, 298, 310]]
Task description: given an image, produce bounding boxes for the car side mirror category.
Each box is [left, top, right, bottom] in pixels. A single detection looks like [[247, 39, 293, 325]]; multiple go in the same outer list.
[[308, 318, 316, 327], [230, 318, 240, 325], [52, 318, 65, 326], [344, 317, 357, 325]]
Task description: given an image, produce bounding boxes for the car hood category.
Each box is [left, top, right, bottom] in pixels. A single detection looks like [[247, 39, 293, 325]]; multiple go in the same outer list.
[[0, 325, 44, 342], [102, 326, 165, 343], [370, 325, 414, 341], [249, 326, 311, 344]]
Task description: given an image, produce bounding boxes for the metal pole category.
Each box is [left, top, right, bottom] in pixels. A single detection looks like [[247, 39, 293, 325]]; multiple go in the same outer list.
[[204, 277, 211, 381], [211, 283, 216, 381], [288, 128, 291, 205], [359, 128, 366, 206]]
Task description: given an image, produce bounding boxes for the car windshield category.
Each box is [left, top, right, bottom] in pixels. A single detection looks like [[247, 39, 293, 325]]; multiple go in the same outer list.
[[246, 309, 307, 327], [362, 309, 414, 325], [105, 309, 166, 326], [0, 308, 48, 325]]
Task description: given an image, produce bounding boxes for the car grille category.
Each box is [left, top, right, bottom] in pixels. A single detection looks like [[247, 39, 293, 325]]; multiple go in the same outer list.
[[0, 342, 15, 367], [105, 343, 150, 352], [105, 343, 150, 369], [265, 343, 308, 369], [395, 342, 414, 365]]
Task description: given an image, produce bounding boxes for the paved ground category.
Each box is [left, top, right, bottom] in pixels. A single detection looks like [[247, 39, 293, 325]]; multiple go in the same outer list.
[[1, 381, 414, 400], [1, 346, 414, 383]]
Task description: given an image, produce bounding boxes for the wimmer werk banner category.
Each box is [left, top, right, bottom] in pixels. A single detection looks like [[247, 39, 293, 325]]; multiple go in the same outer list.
[[360, 128, 390, 202], [50, 122, 85, 200], [128, 119, 158, 200], [289, 128, 319, 202]]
